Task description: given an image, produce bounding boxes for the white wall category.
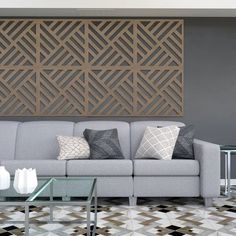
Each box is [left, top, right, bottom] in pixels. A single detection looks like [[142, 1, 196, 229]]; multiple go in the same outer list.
[[1, 0, 236, 9]]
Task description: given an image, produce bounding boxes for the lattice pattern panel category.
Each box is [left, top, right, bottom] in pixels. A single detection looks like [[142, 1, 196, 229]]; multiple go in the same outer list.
[[0, 19, 184, 116]]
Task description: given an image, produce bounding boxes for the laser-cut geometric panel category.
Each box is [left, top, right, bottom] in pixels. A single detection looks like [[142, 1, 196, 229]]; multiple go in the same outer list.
[[0, 69, 37, 115], [87, 70, 134, 116], [0, 19, 183, 116], [136, 20, 183, 67], [88, 20, 134, 66], [39, 20, 86, 66], [136, 69, 183, 116], [39, 69, 86, 115], [0, 20, 37, 66]]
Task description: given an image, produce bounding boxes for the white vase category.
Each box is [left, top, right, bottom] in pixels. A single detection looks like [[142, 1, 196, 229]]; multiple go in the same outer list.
[[13, 168, 38, 194], [0, 166, 10, 190]]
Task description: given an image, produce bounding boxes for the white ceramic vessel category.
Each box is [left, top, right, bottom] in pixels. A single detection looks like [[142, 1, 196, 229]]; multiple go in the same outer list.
[[0, 166, 10, 190], [13, 168, 38, 194]]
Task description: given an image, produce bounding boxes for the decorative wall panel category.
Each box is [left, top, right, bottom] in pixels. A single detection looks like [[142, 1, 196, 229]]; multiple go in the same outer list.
[[0, 19, 184, 116]]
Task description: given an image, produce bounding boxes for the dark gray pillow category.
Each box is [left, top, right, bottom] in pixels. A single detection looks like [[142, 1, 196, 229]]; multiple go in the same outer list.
[[172, 125, 195, 159], [83, 129, 124, 159]]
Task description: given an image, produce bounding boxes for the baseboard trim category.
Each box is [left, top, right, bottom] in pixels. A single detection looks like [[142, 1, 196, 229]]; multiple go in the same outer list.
[[221, 179, 236, 185]]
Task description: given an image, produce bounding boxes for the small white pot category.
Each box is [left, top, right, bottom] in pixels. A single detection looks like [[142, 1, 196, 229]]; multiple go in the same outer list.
[[13, 168, 38, 194], [0, 166, 10, 190]]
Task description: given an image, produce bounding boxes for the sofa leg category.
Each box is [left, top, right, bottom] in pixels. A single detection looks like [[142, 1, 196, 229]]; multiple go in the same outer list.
[[204, 197, 213, 207], [129, 197, 137, 206]]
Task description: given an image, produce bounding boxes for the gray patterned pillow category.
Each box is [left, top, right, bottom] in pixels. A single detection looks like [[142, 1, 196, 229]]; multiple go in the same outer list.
[[83, 129, 124, 159], [172, 125, 195, 159]]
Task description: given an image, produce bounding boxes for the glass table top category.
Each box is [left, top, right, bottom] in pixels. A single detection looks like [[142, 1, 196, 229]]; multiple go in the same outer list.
[[0, 178, 44, 202], [0, 177, 96, 204], [27, 177, 96, 203]]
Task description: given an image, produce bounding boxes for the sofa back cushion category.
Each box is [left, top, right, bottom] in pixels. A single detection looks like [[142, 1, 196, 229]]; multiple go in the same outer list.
[[74, 121, 130, 159], [130, 121, 185, 159], [0, 121, 19, 160], [15, 121, 74, 160]]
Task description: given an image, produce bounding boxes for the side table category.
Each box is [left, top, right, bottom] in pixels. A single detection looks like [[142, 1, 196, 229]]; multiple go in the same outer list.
[[220, 145, 236, 196]]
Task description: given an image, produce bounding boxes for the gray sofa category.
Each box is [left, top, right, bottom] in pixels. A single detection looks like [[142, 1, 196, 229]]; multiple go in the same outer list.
[[0, 120, 220, 206]]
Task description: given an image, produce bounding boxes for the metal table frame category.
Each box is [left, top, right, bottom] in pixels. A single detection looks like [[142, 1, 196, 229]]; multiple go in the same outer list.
[[221, 148, 236, 197], [0, 178, 97, 236]]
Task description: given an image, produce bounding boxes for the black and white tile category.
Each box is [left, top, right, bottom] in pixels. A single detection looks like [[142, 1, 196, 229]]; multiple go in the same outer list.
[[0, 197, 235, 235]]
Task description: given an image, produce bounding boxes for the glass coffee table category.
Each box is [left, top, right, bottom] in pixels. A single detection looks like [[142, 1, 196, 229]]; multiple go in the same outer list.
[[0, 177, 97, 236]]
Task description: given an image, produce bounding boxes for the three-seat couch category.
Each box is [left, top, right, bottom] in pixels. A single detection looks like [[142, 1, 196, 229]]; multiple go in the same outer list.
[[0, 120, 220, 206]]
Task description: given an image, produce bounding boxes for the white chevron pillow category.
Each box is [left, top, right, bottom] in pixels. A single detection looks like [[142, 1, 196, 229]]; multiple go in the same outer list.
[[135, 126, 180, 160], [57, 136, 90, 160]]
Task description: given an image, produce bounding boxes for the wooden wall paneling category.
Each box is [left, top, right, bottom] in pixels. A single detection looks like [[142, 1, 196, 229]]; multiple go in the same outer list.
[[0, 20, 37, 115], [0, 19, 184, 116]]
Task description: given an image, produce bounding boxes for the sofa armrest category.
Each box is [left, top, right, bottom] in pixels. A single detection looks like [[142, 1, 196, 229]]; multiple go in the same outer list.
[[193, 139, 220, 198]]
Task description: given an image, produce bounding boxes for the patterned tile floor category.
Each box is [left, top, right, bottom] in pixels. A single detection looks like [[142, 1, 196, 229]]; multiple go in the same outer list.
[[0, 197, 235, 236]]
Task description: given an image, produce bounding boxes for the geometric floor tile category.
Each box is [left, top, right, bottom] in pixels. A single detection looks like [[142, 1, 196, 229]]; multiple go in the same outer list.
[[0, 197, 235, 235]]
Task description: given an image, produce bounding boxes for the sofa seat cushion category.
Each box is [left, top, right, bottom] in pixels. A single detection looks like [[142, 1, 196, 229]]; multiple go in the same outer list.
[[67, 160, 133, 176], [1, 160, 66, 176], [134, 160, 199, 176]]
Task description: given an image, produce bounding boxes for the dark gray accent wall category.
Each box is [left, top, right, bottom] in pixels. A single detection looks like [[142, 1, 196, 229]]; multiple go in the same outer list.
[[1, 18, 236, 177], [184, 18, 236, 178]]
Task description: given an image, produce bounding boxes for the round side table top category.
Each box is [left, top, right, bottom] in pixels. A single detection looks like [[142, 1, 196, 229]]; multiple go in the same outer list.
[[221, 145, 236, 152]]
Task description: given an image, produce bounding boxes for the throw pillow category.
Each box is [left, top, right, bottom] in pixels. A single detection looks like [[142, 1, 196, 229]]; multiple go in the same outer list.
[[83, 129, 124, 159], [57, 136, 90, 160], [172, 125, 195, 159], [135, 126, 180, 160]]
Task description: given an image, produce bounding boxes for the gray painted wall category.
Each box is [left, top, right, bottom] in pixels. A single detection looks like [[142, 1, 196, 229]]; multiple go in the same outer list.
[[1, 18, 236, 177]]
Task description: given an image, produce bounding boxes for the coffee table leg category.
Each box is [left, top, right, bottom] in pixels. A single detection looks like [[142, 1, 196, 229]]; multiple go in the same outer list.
[[25, 205, 29, 236], [225, 152, 228, 195], [224, 151, 232, 197], [87, 203, 91, 236], [94, 184, 97, 236], [50, 182, 53, 222], [227, 151, 231, 196]]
